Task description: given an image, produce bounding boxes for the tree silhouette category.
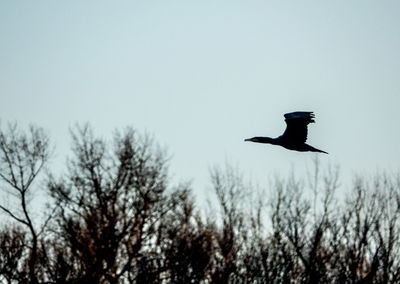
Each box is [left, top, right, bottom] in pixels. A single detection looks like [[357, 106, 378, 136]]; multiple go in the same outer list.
[[1, 121, 400, 283], [47, 124, 173, 283], [0, 225, 27, 283], [0, 123, 50, 284]]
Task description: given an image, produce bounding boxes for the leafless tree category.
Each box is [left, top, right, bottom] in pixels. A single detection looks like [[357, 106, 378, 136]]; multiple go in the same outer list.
[[47, 124, 173, 283], [151, 187, 214, 283], [2, 122, 400, 283], [0, 123, 50, 284], [208, 165, 246, 283], [0, 225, 27, 283]]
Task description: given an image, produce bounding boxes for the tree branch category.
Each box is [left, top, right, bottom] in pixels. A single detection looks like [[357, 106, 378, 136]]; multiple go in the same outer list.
[[0, 204, 29, 226]]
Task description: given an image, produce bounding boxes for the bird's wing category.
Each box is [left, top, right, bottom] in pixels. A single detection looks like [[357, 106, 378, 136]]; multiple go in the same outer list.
[[281, 112, 315, 143]]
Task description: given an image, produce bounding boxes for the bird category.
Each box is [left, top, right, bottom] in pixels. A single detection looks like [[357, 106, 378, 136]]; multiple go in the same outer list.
[[244, 111, 328, 154]]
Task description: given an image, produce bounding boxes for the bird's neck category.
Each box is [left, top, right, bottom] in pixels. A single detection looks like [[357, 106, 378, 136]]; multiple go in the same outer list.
[[254, 137, 279, 145]]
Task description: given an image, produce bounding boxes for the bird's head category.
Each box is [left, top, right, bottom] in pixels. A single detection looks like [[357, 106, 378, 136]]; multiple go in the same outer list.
[[244, 136, 276, 144], [244, 137, 258, 142]]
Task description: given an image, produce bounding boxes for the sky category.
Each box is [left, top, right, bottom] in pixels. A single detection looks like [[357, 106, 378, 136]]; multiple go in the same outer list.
[[1, 1, 400, 205]]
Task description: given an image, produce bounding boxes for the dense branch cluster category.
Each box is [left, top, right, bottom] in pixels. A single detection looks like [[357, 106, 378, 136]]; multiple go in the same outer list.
[[0, 123, 400, 283]]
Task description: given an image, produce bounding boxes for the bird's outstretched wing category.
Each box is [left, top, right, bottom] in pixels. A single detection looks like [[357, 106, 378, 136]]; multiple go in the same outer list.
[[280, 111, 315, 143]]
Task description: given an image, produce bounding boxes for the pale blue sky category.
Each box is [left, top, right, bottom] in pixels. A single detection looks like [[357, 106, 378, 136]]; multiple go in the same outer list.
[[1, 1, 400, 200]]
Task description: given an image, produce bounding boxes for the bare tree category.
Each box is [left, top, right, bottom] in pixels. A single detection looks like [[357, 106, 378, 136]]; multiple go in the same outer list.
[[47, 124, 173, 283], [2, 121, 400, 283], [0, 123, 50, 284], [152, 187, 214, 283], [0, 225, 27, 283], [208, 165, 243, 283]]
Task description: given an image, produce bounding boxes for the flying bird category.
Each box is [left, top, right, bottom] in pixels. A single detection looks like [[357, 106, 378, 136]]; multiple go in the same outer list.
[[245, 111, 328, 154]]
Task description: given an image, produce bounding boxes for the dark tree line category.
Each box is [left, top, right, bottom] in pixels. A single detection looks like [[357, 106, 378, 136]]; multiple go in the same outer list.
[[1, 122, 400, 283]]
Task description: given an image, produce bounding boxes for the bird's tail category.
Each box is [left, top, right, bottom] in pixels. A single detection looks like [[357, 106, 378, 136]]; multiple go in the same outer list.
[[315, 148, 328, 154], [306, 144, 328, 154]]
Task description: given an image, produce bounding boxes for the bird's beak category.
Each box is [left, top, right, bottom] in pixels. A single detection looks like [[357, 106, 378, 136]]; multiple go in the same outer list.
[[244, 138, 251, 142]]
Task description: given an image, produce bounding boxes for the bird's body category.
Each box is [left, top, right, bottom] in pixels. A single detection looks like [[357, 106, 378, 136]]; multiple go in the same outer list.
[[245, 111, 328, 154]]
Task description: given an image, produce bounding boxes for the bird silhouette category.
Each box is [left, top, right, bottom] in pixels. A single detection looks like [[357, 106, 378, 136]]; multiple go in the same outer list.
[[245, 111, 328, 154]]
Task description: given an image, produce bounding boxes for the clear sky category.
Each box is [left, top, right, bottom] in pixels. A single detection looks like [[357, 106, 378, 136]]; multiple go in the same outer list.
[[1, 1, 400, 202]]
